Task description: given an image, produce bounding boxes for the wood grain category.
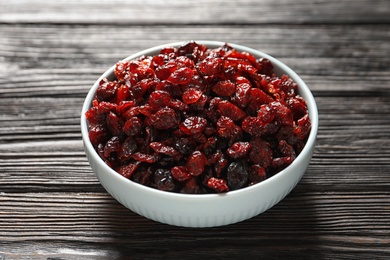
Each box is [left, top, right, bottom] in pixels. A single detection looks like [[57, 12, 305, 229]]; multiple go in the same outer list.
[[0, 0, 389, 24], [0, 0, 389, 258]]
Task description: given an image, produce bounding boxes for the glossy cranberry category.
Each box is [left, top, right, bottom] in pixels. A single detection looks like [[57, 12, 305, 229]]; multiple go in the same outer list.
[[86, 41, 311, 193]]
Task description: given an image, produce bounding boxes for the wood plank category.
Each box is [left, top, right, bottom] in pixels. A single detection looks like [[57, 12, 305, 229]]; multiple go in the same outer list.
[[0, 0, 389, 25], [0, 192, 389, 259], [0, 25, 389, 96]]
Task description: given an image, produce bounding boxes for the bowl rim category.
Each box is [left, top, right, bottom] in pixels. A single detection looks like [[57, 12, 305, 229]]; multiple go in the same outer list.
[[81, 40, 318, 200]]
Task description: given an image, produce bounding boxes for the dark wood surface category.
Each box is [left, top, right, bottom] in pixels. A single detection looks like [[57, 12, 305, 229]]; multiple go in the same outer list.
[[1, 0, 389, 259]]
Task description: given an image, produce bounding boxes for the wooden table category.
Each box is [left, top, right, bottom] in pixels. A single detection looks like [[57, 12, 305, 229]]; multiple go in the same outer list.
[[1, 0, 389, 259]]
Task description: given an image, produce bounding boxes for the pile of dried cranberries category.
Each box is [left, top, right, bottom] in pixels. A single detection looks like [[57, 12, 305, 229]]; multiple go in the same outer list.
[[86, 41, 311, 194]]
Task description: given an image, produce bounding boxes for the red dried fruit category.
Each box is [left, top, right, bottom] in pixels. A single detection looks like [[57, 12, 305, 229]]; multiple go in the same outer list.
[[179, 116, 207, 135], [88, 124, 108, 146], [154, 169, 176, 192], [150, 108, 179, 130], [249, 138, 273, 168], [198, 57, 224, 76], [248, 164, 267, 184], [167, 67, 194, 85], [212, 80, 236, 96], [186, 151, 207, 176], [85, 106, 105, 125], [207, 177, 229, 193], [216, 116, 242, 144], [132, 152, 161, 163], [116, 162, 140, 179], [86, 42, 311, 193], [218, 100, 246, 122], [114, 61, 130, 82], [123, 117, 142, 136], [150, 142, 181, 158], [96, 80, 118, 102], [295, 114, 311, 139], [182, 88, 202, 104], [227, 160, 249, 190], [103, 136, 121, 158], [118, 137, 137, 160], [180, 177, 203, 194], [149, 90, 171, 111], [226, 142, 251, 159], [106, 111, 123, 136], [171, 166, 191, 182]]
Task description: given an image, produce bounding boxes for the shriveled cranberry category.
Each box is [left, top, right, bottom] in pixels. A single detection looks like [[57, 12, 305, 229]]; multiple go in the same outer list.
[[88, 124, 108, 146], [179, 116, 207, 135], [103, 136, 121, 158], [150, 108, 179, 130], [174, 137, 196, 155], [86, 42, 311, 193], [216, 116, 242, 143], [149, 90, 171, 111], [295, 114, 311, 139], [118, 136, 137, 160], [227, 160, 249, 190], [182, 89, 202, 104], [85, 106, 105, 125], [154, 169, 176, 192], [226, 142, 251, 159], [116, 162, 140, 179], [218, 100, 246, 122], [123, 117, 142, 136], [214, 152, 228, 176], [186, 151, 207, 176], [180, 177, 203, 194], [233, 82, 251, 108], [207, 177, 229, 193], [132, 152, 161, 163], [248, 164, 267, 184], [167, 67, 194, 85], [96, 80, 118, 102], [132, 166, 153, 186], [114, 61, 130, 82], [150, 142, 181, 158], [171, 166, 191, 182], [249, 138, 273, 168], [212, 80, 236, 96], [198, 57, 224, 76]]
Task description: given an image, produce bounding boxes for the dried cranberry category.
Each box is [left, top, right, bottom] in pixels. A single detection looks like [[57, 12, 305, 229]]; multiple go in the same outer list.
[[249, 138, 273, 168], [150, 142, 181, 158], [212, 80, 236, 96], [179, 116, 207, 136], [149, 90, 171, 111], [150, 108, 179, 130], [86, 41, 311, 193], [186, 151, 207, 176], [171, 166, 191, 182], [116, 162, 140, 179], [248, 164, 267, 184], [88, 124, 108, 146], [227, 160, 249, 190], [118, 136, 137, 160], [103, 136, 121, 158], [167, 67, 194, 85], [154, 169, 176, 192], [207, 177, 229, 193], [182, 89, 202, 104], [226, 142, 251, 159], [96, 80, 118, 101], [123, 117, 142, 136], [218, 100, 246, 122]]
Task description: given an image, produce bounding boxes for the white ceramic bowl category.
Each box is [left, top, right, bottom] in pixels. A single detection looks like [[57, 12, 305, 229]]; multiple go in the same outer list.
[[81, 41, 318, 228]]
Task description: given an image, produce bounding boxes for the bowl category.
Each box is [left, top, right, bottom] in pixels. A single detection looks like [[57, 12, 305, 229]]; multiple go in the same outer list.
[[81, 41, 318, 228]]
